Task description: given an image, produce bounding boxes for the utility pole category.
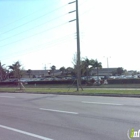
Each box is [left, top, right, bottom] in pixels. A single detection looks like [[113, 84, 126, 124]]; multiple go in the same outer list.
[[0, 61, 2, 81], [69, 0, 81, 91]]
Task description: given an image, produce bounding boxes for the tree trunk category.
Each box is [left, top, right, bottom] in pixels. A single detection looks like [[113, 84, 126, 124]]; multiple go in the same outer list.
[[97, 67, 100, 85]]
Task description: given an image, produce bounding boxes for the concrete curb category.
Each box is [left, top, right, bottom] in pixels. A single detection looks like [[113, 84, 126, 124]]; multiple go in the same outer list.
[[22, 92, 140, 98], [1, 91, 140, 98]]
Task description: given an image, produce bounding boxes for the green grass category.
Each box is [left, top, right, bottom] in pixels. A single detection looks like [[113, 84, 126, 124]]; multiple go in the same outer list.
[[1, 83, 140, 88], [0, 86, 140, 95]]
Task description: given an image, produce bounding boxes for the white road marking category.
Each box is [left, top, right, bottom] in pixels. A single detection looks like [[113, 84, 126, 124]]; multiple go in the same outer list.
[[82, 101, 123, 106], [40, 108, 79, 115], [0, 96, 15, 98], [0, 124, 53, 140]]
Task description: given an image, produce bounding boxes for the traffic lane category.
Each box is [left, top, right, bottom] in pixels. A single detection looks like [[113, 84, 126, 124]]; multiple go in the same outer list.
[[0, 96, 139, 139], [0, 93, 139, 124], [0, 103, 94, 140], [51, 95, 140, 106], [0, 93, 139, 128], [1, 92, 140, 107], [13, 92, 140, 107], [0, 127, 50, 140], [0, 103, 135, 140], [21, 94, 140, 125], [38, 102, 140, 140]]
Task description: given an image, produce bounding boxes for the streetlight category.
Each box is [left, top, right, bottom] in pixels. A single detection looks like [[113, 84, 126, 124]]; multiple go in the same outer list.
[[103, 56, 111, 68], [103, 56, 111, 79]]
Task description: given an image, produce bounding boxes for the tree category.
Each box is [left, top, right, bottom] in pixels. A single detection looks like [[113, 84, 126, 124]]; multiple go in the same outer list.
[[9, 61, 22, 79], [0, 61, 7, 81], [92, 59, 102, 74], [66, 67, 75, 76], [26, 69, 32, 78], [51, 65, 56, 77], [9, 61, 24, 90], [92, 59, 102, 84], [112, 67, 124, 76], [80, 58, 88, 79], [92, 59, 102, 68], [59, 67, 65, 76], [81, 58, 95, 80], [117, 67, 124, 75]]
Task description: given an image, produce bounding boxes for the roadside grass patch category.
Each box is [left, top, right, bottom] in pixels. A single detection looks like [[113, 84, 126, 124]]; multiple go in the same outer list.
[[0, 87, 140, 95]]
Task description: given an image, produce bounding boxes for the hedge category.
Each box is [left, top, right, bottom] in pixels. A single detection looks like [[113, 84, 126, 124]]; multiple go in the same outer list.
[[108, 79, 140, 84], [0, 80, 87, 85]]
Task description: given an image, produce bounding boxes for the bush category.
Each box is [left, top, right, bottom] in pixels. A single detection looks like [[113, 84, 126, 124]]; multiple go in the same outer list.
[[108, 79, 140, 84]]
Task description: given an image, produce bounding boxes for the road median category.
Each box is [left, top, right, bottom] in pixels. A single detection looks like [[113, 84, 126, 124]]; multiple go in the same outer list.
[[0, 87, 140, 98]]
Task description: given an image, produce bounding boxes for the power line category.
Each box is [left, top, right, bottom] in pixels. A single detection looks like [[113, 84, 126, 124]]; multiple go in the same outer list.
[[0, 35, 76, 62], [0, 3, 67, 29], [0, 22, 69, 48], [0, 0, 90, 36], [80, 6, 94, 16], [0, 1, 91, 43], [14, 33, 76, 55], [0, 13, 68, 42], [0, 7, 68, 36], [0, 0, 82, 67], [0, 33, 75, 58]]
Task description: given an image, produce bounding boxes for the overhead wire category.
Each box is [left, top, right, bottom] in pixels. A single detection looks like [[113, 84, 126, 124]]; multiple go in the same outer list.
[[0, 0, 91, 37], [0, 0, 90, 44], [0, 13, 68, 42], [0, 21, 69, 48], [0, 34, 76, 61], [0, 9, 91, 44], [0, 0, 91, 63], [10, 32, 76, 56], [0, 3, 68, 29], [0, 32, 75, 56], [0, 2, 72, 51], [0, 5, 68, 36]]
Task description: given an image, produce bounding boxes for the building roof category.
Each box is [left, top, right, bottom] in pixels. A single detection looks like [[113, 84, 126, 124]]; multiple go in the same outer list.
[[25, 70, 61, 77], [90, 68, 118, 76]]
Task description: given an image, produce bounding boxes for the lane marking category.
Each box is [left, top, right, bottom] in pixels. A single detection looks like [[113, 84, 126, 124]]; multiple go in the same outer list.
[[0, 125, 53, 140], [82, 101, 123, 106], [0, 96, 15, 98], [40, 108, 78, 115]]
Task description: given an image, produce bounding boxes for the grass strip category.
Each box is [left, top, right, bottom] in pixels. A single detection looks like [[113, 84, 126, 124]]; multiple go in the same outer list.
[[0, 87, 140, 95]]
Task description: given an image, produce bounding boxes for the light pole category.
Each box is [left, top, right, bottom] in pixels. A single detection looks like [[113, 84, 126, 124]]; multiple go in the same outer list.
[[104, 56, 111, 79], [48, 63, 51, 70], [103, 56, 111, 68]]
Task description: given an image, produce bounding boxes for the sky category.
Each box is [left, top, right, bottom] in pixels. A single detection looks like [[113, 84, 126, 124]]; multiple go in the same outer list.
[[0, 0, 140, 71]]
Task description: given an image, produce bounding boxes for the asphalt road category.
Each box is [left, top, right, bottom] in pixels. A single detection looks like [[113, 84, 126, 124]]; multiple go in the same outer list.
[[0, 93, 139, 140]]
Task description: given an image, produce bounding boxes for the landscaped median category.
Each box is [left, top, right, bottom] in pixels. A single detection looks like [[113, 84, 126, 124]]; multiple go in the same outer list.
[[0, 87, 140, 97]]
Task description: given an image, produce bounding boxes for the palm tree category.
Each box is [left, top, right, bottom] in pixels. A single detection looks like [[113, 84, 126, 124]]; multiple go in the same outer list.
[[9, 61, 22, 79], [80, 58, 96, 81], [92, 59, 102, 84], [81, 58, 91, 81], [9, 61, 24, 90]]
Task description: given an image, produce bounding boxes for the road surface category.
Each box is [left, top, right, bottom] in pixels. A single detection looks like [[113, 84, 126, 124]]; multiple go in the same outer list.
[[0, 93, 139, 140]]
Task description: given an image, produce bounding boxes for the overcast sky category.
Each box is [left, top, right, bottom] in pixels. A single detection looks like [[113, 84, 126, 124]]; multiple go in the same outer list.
[[0, 0, 140, 71]]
